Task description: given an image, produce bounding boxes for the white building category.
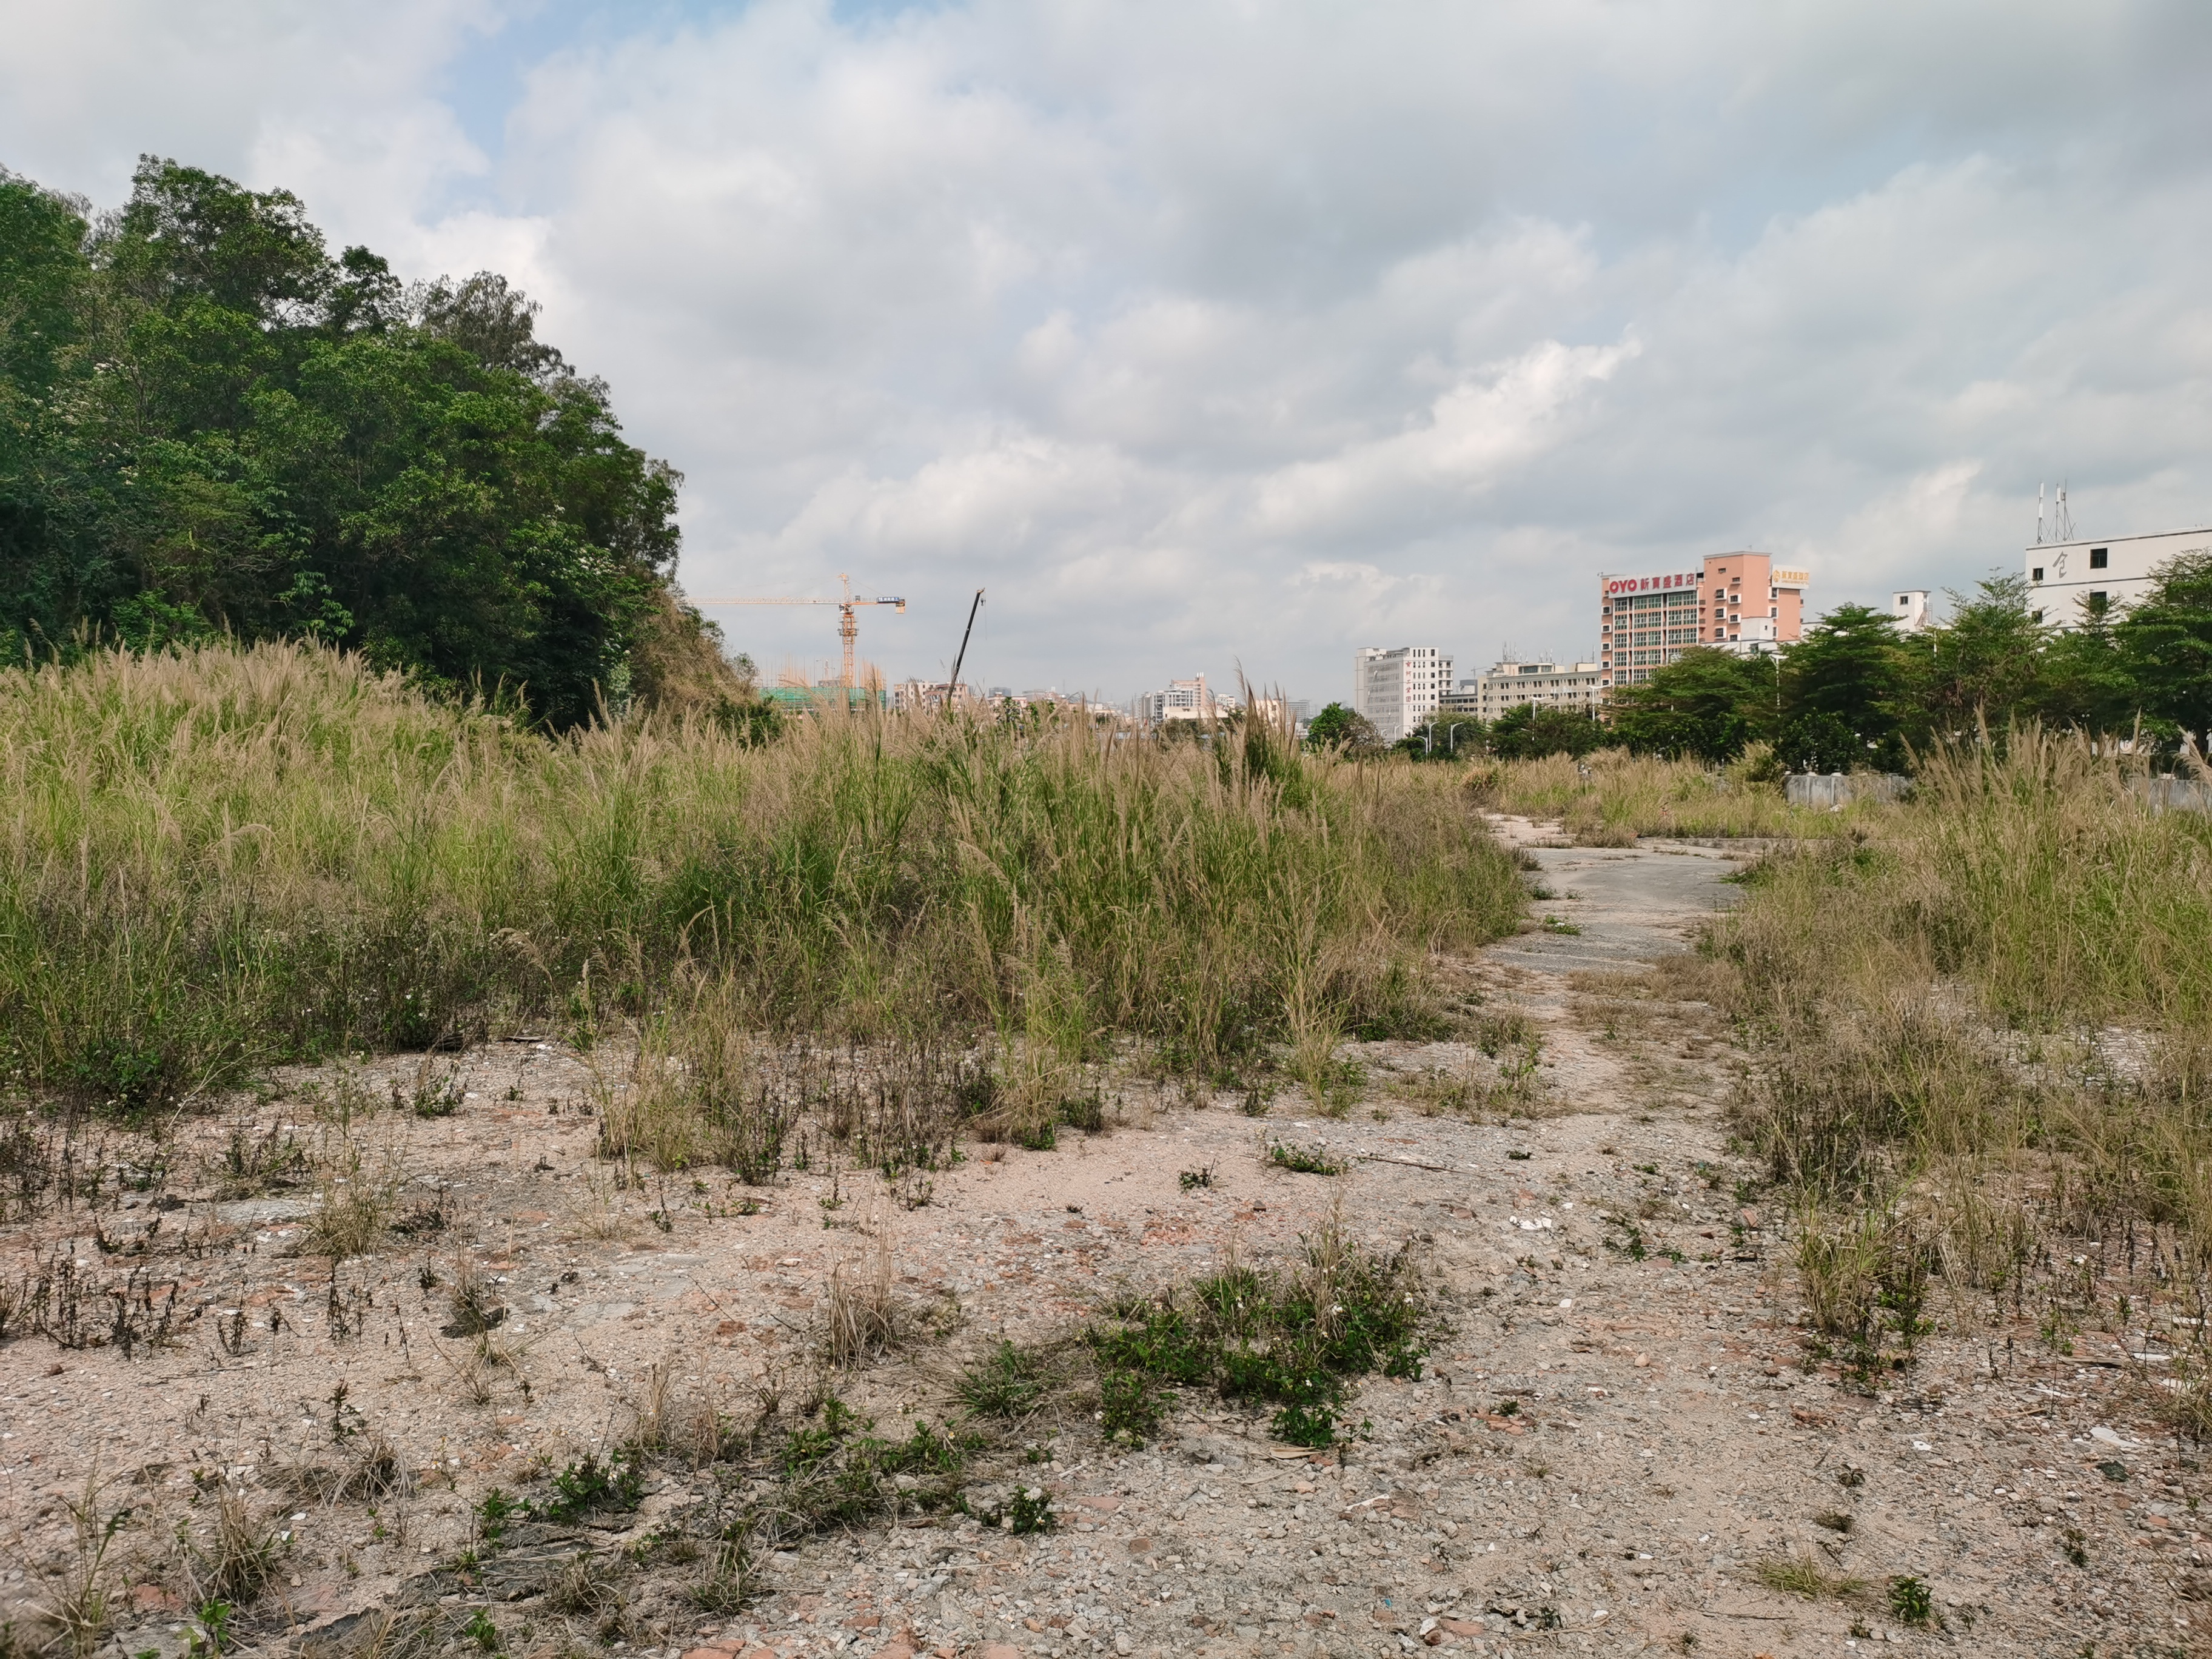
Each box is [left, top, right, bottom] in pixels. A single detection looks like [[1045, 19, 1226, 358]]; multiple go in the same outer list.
[[1889, 591, 1932, 634], [1133, 674, 1231, 724], [1353, 646, 1452, 744], [2026, 528, 2208, 628], [1443, 659, 1604, 722]]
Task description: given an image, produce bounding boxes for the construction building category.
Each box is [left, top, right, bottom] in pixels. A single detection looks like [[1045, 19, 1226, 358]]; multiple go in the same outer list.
[[2026, 527, 2208, 628], [1443, 659, 1604, 722], [1352, 646, 1453, 744], [1599, 553, 1808, 688]]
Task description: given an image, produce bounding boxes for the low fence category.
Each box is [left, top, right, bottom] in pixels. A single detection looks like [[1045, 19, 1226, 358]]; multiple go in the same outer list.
[[1785, 773, 1912, 809], [1786, 771, 2212, 814]]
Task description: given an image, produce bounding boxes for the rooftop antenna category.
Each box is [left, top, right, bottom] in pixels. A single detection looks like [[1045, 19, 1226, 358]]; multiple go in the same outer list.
[[2055, 481, 2074, 541], [2036, 482, 2045, 546]]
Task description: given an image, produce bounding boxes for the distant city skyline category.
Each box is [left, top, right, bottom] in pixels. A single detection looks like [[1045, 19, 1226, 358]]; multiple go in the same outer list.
[[8, 3, 2212, 700]]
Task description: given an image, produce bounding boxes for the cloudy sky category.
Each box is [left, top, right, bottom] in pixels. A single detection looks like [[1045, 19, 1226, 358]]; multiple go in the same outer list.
[[8, 1, 2211, 701]]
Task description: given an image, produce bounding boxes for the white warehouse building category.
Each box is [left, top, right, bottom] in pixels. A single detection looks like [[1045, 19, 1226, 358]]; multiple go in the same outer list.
[[1353, 646, 1453, 744]]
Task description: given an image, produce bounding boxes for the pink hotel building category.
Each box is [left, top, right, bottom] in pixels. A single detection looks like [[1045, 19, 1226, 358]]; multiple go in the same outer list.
[[1598, 552, 1809, 689]]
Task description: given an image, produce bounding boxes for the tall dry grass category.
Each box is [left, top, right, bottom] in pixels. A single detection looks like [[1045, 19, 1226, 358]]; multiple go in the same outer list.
[[1713, 728, 2212, 1386], [0, 640, 1523, 1114], [1475, 746, 1849, 842]]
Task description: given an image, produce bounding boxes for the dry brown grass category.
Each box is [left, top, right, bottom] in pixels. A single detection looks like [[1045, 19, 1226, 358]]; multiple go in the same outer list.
[[0, 640, 1524, 1122], [826, 1225, 900, 1368], [1711, 728, 2212, 1378]]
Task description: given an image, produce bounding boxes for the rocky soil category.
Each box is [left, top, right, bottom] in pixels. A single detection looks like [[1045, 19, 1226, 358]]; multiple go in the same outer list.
[[0, 819, 2200, 1658]]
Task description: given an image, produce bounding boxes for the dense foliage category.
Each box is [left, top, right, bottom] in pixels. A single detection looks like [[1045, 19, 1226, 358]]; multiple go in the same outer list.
[[1604, 568, 2212, 768], [0, 158, 700, 728]]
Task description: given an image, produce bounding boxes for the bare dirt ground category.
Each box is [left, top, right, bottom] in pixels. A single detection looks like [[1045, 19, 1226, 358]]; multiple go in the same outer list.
[[0, 817, 2199, 1658]]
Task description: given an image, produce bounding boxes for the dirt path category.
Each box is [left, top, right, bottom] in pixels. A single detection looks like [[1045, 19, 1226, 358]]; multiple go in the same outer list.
[[0, 824, 2191, 1658]]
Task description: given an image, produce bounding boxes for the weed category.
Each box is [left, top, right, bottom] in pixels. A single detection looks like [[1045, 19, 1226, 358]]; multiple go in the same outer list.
[[826, 1229, 898, 1367], [1086, 1222, 1423, 1446], [1097, 1367, 1164, 1446], [534, 1455, 644, 1524], [461, 1608, 500, 1653], [0, 642, 1524, 1118], [1811, 1509, 1854, 1535], [1888, 1575, 1934, 1626], [400, 1061, 465, 1121], [30, 1466, 131, 1659], [1267, 1141, 1346, 1176], [968, 1484, 1055, 1535], [956, 1341, 1047, 1419], [441, 1258, 504, 1338], [1179, 1165, 1215, 1190], [1752, 1553, 1861, 1600]]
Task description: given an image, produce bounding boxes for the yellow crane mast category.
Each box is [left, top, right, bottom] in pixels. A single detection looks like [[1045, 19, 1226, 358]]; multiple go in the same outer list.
[[691, 573, 906, 689]]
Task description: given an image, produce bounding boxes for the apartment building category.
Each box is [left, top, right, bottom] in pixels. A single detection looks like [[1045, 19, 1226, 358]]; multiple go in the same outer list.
[[1442, 659, 1604, 721], [1599, 553, 1808, 688], [1353, 646, 1453, 743], [2025, 527, 2208, 628]]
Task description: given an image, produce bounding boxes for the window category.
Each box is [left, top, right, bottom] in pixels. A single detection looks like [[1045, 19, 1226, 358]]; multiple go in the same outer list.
[[2031, 566, 2043, 582], [2089, 592, 2106, 607], [2090, 548, 2108, 569]]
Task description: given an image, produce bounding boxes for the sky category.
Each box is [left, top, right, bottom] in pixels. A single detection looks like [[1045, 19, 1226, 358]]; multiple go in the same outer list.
[[7, 1, 2212, 703]]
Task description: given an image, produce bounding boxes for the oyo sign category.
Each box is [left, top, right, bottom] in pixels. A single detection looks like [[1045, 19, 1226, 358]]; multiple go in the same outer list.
[[1605, 572, 1697, 595]]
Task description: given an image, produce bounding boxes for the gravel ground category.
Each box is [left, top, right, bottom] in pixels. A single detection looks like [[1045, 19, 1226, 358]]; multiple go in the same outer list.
[[0, 820, 2199, 1658]]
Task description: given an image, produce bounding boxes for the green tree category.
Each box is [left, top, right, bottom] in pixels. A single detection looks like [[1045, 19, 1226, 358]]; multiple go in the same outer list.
[[1489, 703, 1601, 760], [2111, 552, 2212, 748], [1779, 605, 1912, 771], [0, 156, 716, 728], [1911, 575, 2048, 743], [1606, 647, 1776, 761], [1305, 702, 1380, 752]]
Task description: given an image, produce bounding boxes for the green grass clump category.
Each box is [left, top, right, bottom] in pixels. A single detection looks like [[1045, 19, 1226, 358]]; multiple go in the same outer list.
[[0, 640, 1524, 1116], [955, 1340, 1048, 1419], [1267, 1141, 1346, 1176], [1087, 1226, 1424, 1447]]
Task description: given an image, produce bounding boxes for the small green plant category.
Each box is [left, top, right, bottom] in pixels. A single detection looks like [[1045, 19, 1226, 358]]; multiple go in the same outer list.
[[1098, 1367, 1163, 1446], [534, 1454, 643, 1523], [1015, 1121, 1058, 1152], [1271, 1401, 1337, 1447], [1267, 1140, 1345, 1176], [1605, 1221, 1649, 1261], [1541, 916, 1581, 936], [967, 1484, 1055, 1535], [462, 1606, 501, 1652], [956, 1341, 1046, 1419], [475, 1488, 521, 1547], [1887, 1575, 1933, 1626], [2061, 1526, 2088, 1567], [401, 1063, 466, 1120], [1058, 1091, 1105, 1134], [1506, 1149, 1531, 1161], [1179, 1165, 1215, 1190]]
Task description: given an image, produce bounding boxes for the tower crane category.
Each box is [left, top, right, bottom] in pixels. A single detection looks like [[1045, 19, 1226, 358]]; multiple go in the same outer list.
[[691, 573, 905, 690]]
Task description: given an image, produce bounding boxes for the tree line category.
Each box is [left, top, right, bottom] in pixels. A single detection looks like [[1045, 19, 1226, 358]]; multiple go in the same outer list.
[[0, 157, 737, 728], [1307, 563, 2212, 769]]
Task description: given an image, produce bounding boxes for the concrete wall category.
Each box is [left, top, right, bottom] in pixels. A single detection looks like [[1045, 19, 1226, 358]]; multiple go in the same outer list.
[[2131, 776, 2212, 814], [1785, 773, 1913, 809]]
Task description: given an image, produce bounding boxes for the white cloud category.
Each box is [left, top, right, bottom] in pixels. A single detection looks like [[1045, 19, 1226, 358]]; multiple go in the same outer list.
[[9, 0, 2212, 700]]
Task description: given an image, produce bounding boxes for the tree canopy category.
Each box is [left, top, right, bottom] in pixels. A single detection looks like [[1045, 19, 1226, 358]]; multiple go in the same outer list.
[[0, 157, 715, 729], [1604, 565, 2212, 770]]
